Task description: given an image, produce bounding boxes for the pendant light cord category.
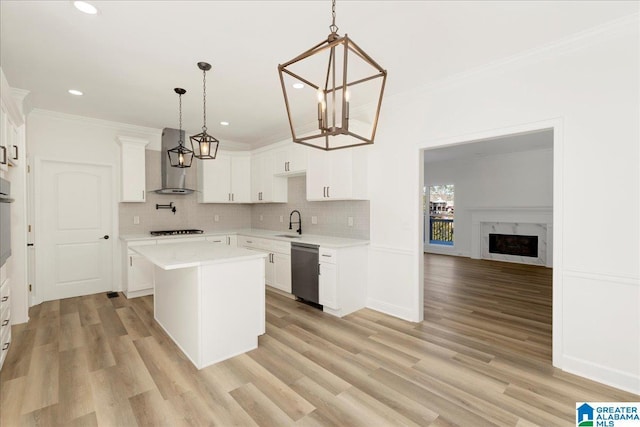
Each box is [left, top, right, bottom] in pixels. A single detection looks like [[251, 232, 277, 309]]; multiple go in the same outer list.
[[202, 68, 207, 132], [329, 0, 338, 34], [178, 92, 184, 145]]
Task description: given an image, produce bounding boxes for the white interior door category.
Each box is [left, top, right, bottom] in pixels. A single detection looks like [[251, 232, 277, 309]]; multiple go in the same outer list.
[[37, 160, 113, 301]]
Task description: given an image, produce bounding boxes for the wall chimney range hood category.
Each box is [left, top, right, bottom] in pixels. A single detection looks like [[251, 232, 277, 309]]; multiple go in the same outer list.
[[155, 128, 196, 194]]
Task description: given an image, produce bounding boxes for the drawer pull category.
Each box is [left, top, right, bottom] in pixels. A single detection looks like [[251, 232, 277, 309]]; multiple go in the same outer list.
[[1, 320, 8, 326], [2, 343, 9, 351], [1, 296, 8, 302], [322, 254, 332, 258]]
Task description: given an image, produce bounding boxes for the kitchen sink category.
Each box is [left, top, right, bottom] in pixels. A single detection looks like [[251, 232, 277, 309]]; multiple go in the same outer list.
[[275, 234, 301, 239]]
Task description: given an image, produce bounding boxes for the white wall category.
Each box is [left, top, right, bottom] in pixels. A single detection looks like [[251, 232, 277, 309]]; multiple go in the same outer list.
[[27, 110, 161, 303], [424, 148, 553, 257], [367, 15, 639, 394]]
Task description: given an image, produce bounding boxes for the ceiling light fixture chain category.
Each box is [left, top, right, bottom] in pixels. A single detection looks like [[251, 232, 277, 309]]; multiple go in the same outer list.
[[330, 0, 338, 34], [201, 66, 207, 132]]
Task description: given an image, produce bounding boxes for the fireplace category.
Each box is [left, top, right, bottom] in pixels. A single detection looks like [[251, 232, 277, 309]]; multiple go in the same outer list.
[[470, 208, 552, 267], [489, 234, 538, 258]]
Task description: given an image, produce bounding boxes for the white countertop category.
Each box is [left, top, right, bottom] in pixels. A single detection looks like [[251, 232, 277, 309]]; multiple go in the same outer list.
[[130, 241, 268, 270], [121, 228, 369, 248]]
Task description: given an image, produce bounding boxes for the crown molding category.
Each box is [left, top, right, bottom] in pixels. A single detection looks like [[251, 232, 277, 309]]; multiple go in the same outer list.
[[390, 13, 639, 104], [29, 108, 163, 138]]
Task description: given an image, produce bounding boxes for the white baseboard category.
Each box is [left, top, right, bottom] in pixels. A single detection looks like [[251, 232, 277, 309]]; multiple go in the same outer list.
[[366, 298, 419, 322], [562, 355, 640, 395]]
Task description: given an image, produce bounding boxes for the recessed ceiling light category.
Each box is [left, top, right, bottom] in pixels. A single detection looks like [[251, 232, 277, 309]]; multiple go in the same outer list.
[[73, 1, 98, 15], [292, 83, 304, 89], [220, 121, 229, 126], [68, 89, 83, 96]]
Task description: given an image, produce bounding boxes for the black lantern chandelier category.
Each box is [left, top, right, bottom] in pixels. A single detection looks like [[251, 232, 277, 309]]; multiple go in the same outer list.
[[278, 0, 387, 151], [190, 62, 219, 160], [167, 88, 194, 168]]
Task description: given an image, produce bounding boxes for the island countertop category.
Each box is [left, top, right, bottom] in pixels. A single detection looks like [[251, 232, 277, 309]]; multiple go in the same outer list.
[[121, 228, 369, 248], [130, 241, 268, 270]]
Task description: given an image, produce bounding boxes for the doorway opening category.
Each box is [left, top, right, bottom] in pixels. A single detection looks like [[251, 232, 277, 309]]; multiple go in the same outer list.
[[420, 126, 556, 365]]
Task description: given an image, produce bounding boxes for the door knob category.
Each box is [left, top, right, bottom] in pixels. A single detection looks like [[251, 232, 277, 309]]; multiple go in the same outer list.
[[101, 235, 110, 240]]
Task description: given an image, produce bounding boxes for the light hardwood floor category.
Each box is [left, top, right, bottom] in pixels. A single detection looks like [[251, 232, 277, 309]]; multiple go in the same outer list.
[[1, 254, 637, 426]]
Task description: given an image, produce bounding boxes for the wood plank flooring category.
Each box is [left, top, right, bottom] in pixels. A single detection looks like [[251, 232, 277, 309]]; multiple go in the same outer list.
[[1, 254, 638, 426]]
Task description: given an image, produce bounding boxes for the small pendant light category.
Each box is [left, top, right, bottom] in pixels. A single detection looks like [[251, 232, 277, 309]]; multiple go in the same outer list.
[[167, 88, 194, 168], [278, 0, 387, 151], [190, 62, 219, 160]]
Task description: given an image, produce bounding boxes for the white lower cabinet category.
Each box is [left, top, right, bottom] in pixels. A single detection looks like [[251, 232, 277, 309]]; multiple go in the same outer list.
[[238, 236, 291, 293], [318, 245, 367, 317], [123, 240, 156, 298]]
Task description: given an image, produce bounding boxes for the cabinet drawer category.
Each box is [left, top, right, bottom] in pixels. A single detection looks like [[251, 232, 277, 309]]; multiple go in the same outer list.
[[270, 240, 291, 255], [0, 279, 9, 302], [127, 240, 157, 247], [238, 236, 269, 251], [319, 248, 337, 264], [0, 306, 9, 336], [206, 235, 227, 244]]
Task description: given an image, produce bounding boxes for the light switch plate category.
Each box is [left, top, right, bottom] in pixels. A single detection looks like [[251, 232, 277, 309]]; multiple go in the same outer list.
[[214, 215, 219, 222], [279, 215, 283, 223], [311, 216, 318, 225], [348, 216, 354, 227], [133, 215, 140, 225]]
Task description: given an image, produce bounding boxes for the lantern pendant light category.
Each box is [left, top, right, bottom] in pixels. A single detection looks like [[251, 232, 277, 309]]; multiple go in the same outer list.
[[190, 62, 219, 160], [167, 88, 194, 168], [278, 0, 387, 151]]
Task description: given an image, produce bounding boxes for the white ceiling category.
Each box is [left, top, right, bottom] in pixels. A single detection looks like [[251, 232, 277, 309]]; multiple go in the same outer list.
[[1, 1, 637, 149], [423, 129, 553, 164]]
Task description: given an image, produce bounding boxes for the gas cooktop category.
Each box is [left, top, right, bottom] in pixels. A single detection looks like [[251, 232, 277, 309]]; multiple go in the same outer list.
[[149, 229, 204, 236]]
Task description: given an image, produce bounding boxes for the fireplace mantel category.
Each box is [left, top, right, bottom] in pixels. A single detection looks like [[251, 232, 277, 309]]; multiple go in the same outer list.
[[470, 207, 553, 267]]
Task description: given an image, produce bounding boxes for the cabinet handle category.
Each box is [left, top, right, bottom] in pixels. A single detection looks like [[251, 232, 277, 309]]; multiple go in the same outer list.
[[318, 264, 321, 275], [142, 190, 145, 199], [130, 256, 132, 267], [1, 320, 8, 326], [12, 145, 18, 160], [323, 187, 326, 197], [0, 146, 6, 165], [322, 254, 332, 258], [2, 343, 8, 351], [247, 240, 253, 243], [327, 186, 330, 198], [1, 296, 7, 302], [232, 193, 234, 202], [226, 236, 230, 245]]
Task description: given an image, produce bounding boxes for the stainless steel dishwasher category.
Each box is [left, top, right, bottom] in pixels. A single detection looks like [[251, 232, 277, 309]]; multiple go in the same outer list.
[[291, 242, 320, 305]]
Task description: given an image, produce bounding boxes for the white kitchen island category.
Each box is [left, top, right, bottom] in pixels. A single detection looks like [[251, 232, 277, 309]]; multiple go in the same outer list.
[[130, 241, 267, 369]]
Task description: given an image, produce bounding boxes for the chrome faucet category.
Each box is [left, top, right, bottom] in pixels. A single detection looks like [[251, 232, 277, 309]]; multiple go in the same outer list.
[[289, 210, 302, 235]]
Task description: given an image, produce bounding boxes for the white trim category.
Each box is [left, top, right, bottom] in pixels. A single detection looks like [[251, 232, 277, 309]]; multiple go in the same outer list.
[[562, 355, 640, 396], [30, 108, 162, 136], [116, 135, 150, 148], [563, 270, 639, 287], [369, 244, 413, 256], [400, 14, 639, 102], [366, 298, 417, 323]]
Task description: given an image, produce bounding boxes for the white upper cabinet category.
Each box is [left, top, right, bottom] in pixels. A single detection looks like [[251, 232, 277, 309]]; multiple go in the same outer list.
[[251, 151, 287, 203], [117, 136, 149, 202], [274, 143, 308, 175], [306, 146, 368, 201], [198, 152, 250, 203]]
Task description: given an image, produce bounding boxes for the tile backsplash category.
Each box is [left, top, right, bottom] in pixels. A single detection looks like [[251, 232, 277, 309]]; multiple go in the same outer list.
[[119, 151, 370, 240], [251, 176, 370, 240], [119, 150, 252, 235]]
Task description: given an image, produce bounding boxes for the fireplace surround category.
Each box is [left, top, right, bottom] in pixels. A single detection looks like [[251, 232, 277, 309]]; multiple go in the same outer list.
[[470, 208, 552, 266]]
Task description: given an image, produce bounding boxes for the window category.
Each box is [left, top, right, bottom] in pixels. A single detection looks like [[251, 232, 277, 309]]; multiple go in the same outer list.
[[427, 185, 454, 245]]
